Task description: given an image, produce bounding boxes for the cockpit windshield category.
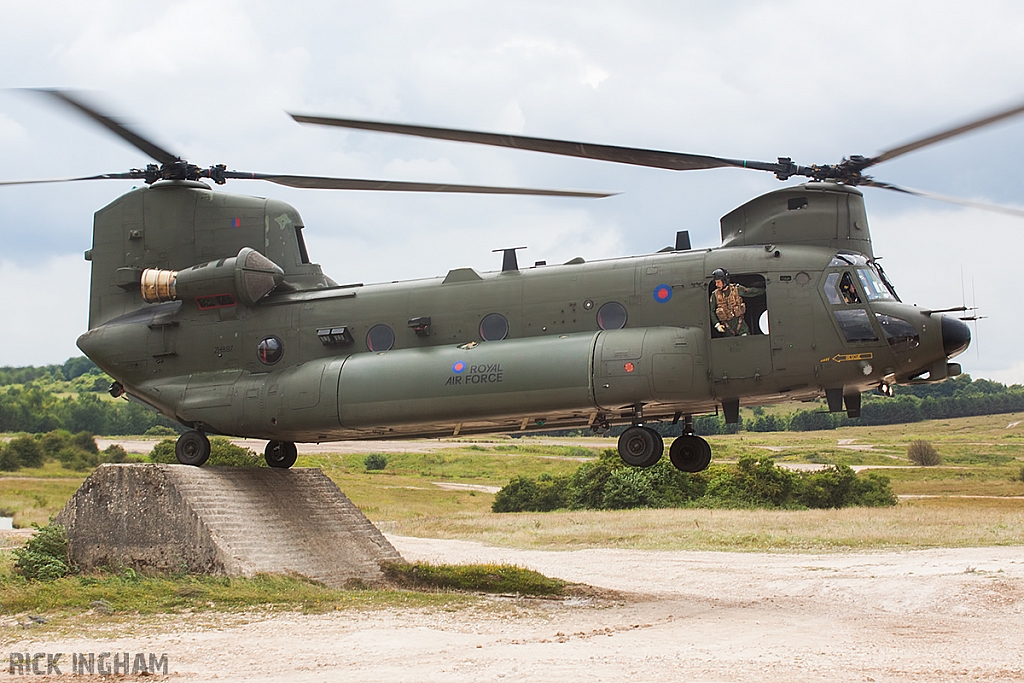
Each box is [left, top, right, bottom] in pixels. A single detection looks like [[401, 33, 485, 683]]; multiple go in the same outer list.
[[857, 267, 896, 301]]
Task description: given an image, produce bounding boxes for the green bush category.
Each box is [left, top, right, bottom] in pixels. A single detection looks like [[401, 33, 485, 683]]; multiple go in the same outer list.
[[492, 453, 897, 512], [0, 441, 18, 471], [601, 468, 655, 509], [14, 523, 75, 581], [491, 473, 572, 512], [364, 453, 388, 471], [5, 434, 44, 469], [907, 440, 941, 466], [144, 425, 179, 437]]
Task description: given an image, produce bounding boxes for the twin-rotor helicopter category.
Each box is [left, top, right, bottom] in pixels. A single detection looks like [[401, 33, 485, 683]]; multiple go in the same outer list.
[[5, 89, 1020, 470]]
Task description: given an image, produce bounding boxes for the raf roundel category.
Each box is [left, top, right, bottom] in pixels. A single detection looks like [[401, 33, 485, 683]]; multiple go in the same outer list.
[[653, 284, 673, 303], [452, 361, 466, 374]]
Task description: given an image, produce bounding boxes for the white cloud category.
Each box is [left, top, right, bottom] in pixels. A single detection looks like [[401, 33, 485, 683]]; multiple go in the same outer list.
[[0, 255, 90, 367]]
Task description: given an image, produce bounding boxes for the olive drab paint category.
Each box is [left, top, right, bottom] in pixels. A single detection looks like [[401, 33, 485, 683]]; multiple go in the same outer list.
[[77, 179, 970, 446]]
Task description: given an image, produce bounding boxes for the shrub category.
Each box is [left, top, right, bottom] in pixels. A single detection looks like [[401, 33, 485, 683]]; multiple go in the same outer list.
[[601, 468, 654, 509], [72, 431, 99, 454], [364, 453, 388, 471], [5, 434, 44, 469], [907, 440, 941, 466], [14, 523, 75, 581], [144, 425, 179, 437], [1013, 465, 1024, 483], [0, 442, 19, 471]]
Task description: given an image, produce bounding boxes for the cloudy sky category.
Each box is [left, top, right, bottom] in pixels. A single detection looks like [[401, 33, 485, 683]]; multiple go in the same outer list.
[[1, 1, 1023, 383]]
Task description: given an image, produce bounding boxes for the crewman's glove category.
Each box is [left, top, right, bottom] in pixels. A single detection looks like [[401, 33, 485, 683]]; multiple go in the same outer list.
[[715, 323, 725, 333]]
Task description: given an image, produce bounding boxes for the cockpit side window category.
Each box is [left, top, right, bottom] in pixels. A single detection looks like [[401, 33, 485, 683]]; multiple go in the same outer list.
[[823, 271, 860, 305], [839, 272, 861, 304]]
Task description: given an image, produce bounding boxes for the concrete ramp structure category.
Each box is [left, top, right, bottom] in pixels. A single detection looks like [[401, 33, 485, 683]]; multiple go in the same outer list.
[[56, 464, 403, 588]]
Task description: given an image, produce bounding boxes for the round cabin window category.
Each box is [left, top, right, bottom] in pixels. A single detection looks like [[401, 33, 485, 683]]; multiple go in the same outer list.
[[479, 313, 509, 341], [597, 302, 627, 330], [257, 336, 284, 365], [366, 324, 395, 352]]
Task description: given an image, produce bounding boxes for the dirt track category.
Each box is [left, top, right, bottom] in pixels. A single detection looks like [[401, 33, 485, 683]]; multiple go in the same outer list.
[[7, 538, 1022, 681]]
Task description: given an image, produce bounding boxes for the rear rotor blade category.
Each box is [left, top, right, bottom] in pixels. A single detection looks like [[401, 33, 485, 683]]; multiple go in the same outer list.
[[290, 113, 774, 173], [27, 89, 181, 165], [868, 98, 1024, 166], [241, 172, 614, 197], [864, 179, 1024, 217]]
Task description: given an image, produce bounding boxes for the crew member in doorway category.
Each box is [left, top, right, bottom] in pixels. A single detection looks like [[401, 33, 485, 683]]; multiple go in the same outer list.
[[710, 268, 764, 336]]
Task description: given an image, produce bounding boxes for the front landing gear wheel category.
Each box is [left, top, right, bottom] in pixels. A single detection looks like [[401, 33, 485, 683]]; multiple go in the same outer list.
[[617, 426, 664, 468], [669, 435, 712, 472], [175, 430, 210, 467], [265, 441, 298, 468]]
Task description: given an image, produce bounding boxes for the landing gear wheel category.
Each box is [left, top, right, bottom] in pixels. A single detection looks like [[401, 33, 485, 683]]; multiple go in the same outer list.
[[617, 426, 664, 468], [175, 430, 211, 467], [265, 441, 298, 469], [669, 435, 712, 472]]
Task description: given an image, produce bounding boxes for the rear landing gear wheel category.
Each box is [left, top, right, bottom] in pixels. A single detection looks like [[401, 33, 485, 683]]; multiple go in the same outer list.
[[669, 435, 712, 472], [265, 441, 297, 469], [175, 430, 211, 467], [617, 426, 664, 468]]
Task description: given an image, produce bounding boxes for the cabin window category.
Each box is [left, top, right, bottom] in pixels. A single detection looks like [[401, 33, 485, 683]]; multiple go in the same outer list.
[[709, 274, 767, 338], [876, 314, 919, 352], [257, 336, 284, 365], [366, 324, 395, 352], [857, 267, 895, 301], [834, 309, 878, 343], [597, 302, 628, 330], [479, 313, 509, 341]]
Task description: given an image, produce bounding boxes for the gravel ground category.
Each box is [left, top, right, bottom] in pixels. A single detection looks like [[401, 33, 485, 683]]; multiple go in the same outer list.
[[5, 538, 1023, 682]]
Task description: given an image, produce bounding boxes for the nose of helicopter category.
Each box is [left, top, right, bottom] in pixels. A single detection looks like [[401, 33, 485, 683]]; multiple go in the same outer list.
[[941, 314, 971, 358]]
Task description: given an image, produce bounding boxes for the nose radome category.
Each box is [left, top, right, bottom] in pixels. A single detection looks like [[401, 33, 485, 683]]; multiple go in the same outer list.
[[941, 315, 971, 358]]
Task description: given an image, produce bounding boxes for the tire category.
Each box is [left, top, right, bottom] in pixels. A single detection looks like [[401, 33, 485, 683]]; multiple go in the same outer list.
[[669, 435, 712, 472], [617, 426, 664, 468], [175, 431, 211, 467], [265, 441, 298, 469]]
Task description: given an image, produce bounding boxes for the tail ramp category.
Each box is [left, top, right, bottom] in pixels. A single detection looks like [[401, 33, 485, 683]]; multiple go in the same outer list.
[[56, 464, 402, 587]]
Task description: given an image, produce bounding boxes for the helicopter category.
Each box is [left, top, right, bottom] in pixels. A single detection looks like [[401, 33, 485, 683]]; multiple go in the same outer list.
[[5, 89, 1019, 471]]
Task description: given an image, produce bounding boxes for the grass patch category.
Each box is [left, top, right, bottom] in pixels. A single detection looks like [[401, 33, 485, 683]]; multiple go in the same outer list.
[[0, 571, 475, 633], [388, 502, 1024, 552], [382, 562, 565, 595]]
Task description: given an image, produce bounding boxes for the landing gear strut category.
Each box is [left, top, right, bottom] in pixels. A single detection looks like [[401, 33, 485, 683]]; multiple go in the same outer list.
[[175, 430, 211, 467], [265, 440, 298, 468], [617, 426, 664, 468]]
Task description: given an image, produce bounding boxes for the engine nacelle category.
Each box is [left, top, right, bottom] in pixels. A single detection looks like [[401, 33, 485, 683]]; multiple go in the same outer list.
[[140, 247, 283, 308]]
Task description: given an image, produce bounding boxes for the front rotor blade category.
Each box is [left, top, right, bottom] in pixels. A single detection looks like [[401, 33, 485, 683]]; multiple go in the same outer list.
[[290, 113, 769, 173], [869, 98, 1024, 166], [28, 89, 181, 166], [244, 173, 614, 197], [0, 172, 142, 186], [864, 179, 1024, 217]]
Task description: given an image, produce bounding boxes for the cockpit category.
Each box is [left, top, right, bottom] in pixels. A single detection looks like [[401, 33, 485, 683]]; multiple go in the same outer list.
[[823, 251, 919, 352]]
